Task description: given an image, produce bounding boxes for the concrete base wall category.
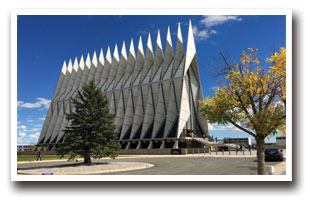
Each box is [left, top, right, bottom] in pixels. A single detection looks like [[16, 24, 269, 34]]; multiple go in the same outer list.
[[119, 148, 209, 155], [119, 149, 176, 155]]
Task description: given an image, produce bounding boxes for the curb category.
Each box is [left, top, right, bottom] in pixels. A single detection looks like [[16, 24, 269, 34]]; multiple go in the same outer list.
[[17, 163, 154, 175], [17, 159, 82, 164]]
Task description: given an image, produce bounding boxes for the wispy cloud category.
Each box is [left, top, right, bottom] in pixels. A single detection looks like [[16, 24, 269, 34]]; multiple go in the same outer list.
[[17, 97, 51, 109], [193, 15, 242, 41], [209, 86, 219, 90], [18, 132, 28, 144], [193, 25, 217, 41], [208, 123, 215, 131], [18, 132, 26, 137], [26, 128, 41, 132], [17, 125, 27, 130], [29, 132, 40, 139], [18, 124, 41, 132], [137, 30, 149, 35], [200, 15, 242, 28], [38, 117, 45, 121], [208, 123, 240, 132], [17, 131, 40, 144]]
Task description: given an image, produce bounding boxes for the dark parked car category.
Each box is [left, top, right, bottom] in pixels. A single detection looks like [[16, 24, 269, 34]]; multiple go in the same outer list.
[[264, 147, 284, 161]]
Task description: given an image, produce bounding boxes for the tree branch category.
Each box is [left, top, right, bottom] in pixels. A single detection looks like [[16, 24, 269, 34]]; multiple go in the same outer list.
[[220, 52, 233, 71], [220, 51, 259, 130], [228, 119, 256, 137]]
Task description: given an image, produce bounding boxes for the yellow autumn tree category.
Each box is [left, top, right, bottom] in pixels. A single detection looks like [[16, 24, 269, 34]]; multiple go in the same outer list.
[[200, 47, 286, 175], [267, 47, 286, 136]]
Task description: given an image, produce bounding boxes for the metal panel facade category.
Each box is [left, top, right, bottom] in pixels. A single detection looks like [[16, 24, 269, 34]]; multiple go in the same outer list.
[[38, 20, 209, 150]]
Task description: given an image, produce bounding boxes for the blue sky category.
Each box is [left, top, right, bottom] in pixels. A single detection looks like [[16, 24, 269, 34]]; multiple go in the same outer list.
[[17, 15, 286, 144]]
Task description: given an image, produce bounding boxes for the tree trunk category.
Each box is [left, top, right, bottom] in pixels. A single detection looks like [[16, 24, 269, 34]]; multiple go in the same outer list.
[[256, 135, 265, 175], [84, 156, 91, 164]]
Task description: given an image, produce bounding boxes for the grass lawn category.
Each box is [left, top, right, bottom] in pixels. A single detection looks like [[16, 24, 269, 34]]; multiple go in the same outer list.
[[17, 155, 79, 162]]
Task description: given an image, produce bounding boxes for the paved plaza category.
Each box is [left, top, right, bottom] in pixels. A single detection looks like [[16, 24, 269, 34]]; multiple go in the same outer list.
[[17, 154, 284, 175]]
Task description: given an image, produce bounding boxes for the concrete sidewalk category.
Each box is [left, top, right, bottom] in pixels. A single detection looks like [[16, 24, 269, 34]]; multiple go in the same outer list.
[[17, 150, 286, 169], [17, 153, 258, 164]]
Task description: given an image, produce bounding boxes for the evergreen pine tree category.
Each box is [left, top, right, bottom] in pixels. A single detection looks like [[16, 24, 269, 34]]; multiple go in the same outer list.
[[57, 80, 120, 164]]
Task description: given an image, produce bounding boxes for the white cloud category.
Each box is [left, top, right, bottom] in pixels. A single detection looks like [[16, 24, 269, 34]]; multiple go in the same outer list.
[[209, 123, 240, 132], [197, 30, 208, 38], [17, 125, 27, 130], [29, 132, 40, 139], [17, 131, 40, 144], [17, 97, 51, 109], [193, 26, 209, 41], [38, 117, 45, 121], [193, 15, 242, 41], [18, 124, 41, 133], [25, 128, 41, 132], [137, 30, 149, 35], [209, 29, 217, 34], [18, 132, 26, 137], [193, 26, 218, 41], [200, 15, 242, 28], [27, 119, 34, 122], [209, 86, 219, 90], [17, 101, 24, 107], [208, 123, 215, 131]]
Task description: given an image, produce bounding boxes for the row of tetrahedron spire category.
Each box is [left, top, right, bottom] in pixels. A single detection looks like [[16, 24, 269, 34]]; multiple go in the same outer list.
[[57, 20, 196, 93], [37, 19, 200, 147]]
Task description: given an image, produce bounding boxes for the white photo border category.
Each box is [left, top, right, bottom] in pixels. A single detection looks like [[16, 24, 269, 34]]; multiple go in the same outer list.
[[11, 8, 292, 181]]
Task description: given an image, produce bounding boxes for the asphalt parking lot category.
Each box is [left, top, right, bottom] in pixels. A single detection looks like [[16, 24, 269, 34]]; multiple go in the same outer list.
[[17, 156, 283, 175]]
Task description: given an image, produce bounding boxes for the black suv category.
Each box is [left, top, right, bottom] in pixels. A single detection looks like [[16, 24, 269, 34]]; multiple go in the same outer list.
[[264, 147, 284, 161]]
